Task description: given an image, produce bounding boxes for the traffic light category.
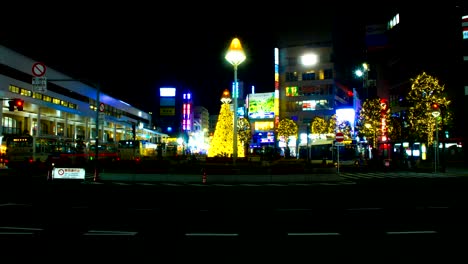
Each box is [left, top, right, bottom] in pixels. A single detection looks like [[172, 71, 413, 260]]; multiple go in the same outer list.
[[14, 99, 24, 111], [8, 100, 14, 111], [431, 102, 439, 111], [8, 98, 24, 111]]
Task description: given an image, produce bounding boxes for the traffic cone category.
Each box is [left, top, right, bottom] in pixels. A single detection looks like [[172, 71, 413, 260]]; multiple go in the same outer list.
[[202, 169, 207, 184], [94, 168, 99, 182]]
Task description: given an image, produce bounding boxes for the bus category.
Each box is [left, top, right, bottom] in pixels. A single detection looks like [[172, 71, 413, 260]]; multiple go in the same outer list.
[[33, 135, 87, 167], [0, 134, 88, 169], [1, 134, 34, 168], [307, 139, 362, 167], [117, 139, 158, 162], [88, 142, 119, 164]]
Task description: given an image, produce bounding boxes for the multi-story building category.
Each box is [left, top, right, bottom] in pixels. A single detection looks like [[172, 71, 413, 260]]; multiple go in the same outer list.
[[193, 106, 209, 133], [191, 106, 210, 154], [461, 9, 468, 159], [361, 5, 467, 162], [0, 45, 168, 151], [277, 41, 355, 157], [208, 114, 218, 136]]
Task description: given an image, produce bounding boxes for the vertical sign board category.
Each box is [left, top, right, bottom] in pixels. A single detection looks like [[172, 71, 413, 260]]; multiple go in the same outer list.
[[335, 132, 344, 173], [32, 77, 47, 93], [160, 87, 176, 116], [99, 103, 106, 119], [32, 62, 47, 93]]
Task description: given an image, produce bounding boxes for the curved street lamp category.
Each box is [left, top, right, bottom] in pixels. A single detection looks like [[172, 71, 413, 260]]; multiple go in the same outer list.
[[225, 37, 246, 166]]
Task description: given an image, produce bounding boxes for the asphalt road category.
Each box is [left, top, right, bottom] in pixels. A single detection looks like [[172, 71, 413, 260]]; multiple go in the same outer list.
[[0, 175, 467, 260]]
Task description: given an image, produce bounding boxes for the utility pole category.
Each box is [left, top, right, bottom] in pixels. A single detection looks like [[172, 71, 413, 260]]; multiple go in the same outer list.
[[94, 83, 100, 182]]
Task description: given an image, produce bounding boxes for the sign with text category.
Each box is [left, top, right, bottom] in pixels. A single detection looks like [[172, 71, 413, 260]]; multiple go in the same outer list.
[[32, 77, 47, 93], [160, 107, 175, 116], [52, 168, 85, 180]]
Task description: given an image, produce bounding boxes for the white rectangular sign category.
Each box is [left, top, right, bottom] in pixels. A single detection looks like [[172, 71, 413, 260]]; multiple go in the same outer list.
[[52, 168, 85, 179], [32, 77, 47, 93]]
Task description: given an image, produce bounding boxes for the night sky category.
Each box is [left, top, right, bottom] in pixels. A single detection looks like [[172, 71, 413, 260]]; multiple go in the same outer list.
[[0, 4, 353, 115], [2, 3, 463, 117], [2, 27, 285, 115]]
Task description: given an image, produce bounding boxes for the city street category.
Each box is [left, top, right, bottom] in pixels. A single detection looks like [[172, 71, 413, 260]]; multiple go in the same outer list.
[[1, 170, 468, 260]]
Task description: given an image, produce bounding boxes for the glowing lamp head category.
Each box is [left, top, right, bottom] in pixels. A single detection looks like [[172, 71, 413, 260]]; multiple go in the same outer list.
[[225, 38, 246, 66]]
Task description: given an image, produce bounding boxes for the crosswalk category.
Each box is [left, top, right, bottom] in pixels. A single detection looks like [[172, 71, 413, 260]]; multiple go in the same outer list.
[[339, 171, 458, 181], [82, 171, 463, 187]]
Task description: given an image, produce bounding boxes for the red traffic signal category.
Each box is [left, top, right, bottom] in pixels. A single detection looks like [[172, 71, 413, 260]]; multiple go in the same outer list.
[[431, 102, 439, 111], [8, 98, 24, 111], [14, 99, 24, 111]]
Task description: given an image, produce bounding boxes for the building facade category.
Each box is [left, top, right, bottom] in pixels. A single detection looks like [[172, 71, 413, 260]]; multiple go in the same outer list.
[[277, 42, 354, 156], [0, 45, 167, 151]]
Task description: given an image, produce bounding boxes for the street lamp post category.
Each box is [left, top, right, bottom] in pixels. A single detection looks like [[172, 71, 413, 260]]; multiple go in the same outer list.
[[225, 37, 246, 166], [94, 83, 100, 182], [432, 104, 441, 173], [355, 63, 369, 99], [365, 122, 376, 159], [307, 123, 311, 163]]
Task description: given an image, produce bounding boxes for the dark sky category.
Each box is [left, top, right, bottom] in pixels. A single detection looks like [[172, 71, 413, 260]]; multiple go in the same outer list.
[[2, 25, 287, 115], [5, 3, 450, 115], [0, 3, 361, 115]]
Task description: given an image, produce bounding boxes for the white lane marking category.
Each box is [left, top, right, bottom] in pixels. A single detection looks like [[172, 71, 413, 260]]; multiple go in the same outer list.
[[288, 232, 340, 236], [84, 230, 138, 236], [185, 233, 239, 237], [386, 230, 437, 235]]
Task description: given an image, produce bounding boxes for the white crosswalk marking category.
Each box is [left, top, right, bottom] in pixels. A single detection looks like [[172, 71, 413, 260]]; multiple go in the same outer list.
[[91, 171, 462, 187], [339, 171, 458, 181], [113, 182, 131, 185], [138, 183, 156, 186], [161, 183, 183, 186], [239, 183, 261, 187]]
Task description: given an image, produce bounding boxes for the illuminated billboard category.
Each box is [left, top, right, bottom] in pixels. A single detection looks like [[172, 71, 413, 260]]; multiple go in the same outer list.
[[160, 87, 176, 97], [248, 92, 275, 119], [160, 107, 175, 116], [336, 108, 355, 126], [160, 97, 175, 106], [302, 99, 331, 111], [462, 15, 468, 40]]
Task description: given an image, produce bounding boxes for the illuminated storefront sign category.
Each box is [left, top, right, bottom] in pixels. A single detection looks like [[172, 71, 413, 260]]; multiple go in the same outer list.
[[248, 92, 275, 119]]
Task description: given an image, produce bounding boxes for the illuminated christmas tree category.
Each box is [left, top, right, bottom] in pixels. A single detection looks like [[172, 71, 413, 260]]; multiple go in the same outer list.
[[207, 89, 245, 158]]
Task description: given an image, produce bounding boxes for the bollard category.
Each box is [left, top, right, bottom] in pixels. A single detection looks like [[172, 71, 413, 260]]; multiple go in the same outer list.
[[47, 163, 55, 181]]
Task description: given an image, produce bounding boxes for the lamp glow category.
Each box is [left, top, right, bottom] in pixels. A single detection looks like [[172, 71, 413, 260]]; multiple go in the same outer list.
[[225, 37, 246, 166]]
